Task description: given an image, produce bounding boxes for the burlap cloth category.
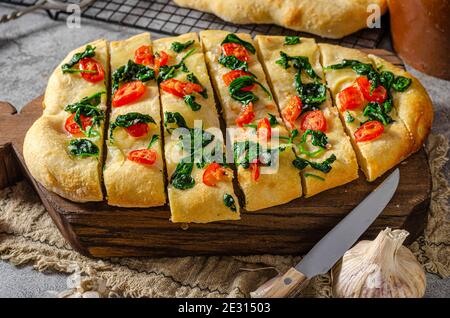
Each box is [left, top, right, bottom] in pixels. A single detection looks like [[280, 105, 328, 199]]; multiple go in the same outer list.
[[0, 134, 448, 297]]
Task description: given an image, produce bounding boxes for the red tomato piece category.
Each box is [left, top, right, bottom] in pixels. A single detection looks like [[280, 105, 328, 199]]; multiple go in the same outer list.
[[250, 161, 260, 182], [202, 162, 229, 187], [160, 79, 203, 98], [127, 149, 157, 165], [134, 45, 154, 66], [112, 81, 146, 107], [257, 118, 272, 141], [356, 76, 387, 103], [282, 96, 302, 128], [235, 103, 255, 127], [124, 123, 149, 138], [78, 57, 105, 83], [222, 43, 250, 62], [64, 113, 93, 135], [354, 120, 384, 142], [222, 70, 255, 91], [338, 84, 365, 111], [300, 110, 327, 132], [154, 51, 169, 69]]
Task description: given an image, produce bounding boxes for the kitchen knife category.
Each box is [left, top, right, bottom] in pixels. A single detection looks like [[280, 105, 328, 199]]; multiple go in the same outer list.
[[250, 168, 400, 298]]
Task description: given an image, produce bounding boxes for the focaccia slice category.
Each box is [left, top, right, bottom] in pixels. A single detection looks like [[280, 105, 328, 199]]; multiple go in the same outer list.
[[103, 33, 166, 207], [200, 30, 302, 211], [255, 36, 358, 197], [154, 33, 240, 223], [319, 44, 414, 181], [24, 40, 109, 202]]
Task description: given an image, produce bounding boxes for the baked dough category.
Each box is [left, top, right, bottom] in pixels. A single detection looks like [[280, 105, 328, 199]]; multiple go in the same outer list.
[[174, 0, 387, 39], [24, 40, 109, 202], [319, 44, 416, 181], [255, 36, 359, 197], [103, 33, 166, 207], [200, 30, 302, 210], [154, 33, 241, 223]]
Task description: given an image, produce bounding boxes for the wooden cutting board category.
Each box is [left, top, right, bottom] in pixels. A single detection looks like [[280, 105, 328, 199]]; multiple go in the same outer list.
[[0, 49, 432, 258]]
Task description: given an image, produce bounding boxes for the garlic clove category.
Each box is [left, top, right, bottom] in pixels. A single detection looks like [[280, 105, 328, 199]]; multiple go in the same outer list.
[[332, 228, 426, 298]]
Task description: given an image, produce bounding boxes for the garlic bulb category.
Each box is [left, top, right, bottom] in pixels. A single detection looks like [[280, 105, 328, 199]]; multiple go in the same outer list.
[[332, 228, 426, 298]]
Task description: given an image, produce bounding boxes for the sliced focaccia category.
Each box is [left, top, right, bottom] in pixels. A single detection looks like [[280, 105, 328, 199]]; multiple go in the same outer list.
[[319, 44, 415, 181], [153, 33, 240, 223], [103, 33, 166, 207], [24, 40, 109, 202], [255, 36, 358, 197], [200, 30, 302, 211]]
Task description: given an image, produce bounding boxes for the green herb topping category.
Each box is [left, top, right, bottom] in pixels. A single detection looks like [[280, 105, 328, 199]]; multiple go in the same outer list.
[[64, 92, 105, 137], [61, 45, 96, 74], [171, 160, 195, 190], [223, 194, 237, 212], [292, 154, 336, 173], [112, 60, 155, 93], [171, 40, 195, 53], [68, 139, 99, 158], [109, 112, 155, 141], [284, 36, 301, 45]]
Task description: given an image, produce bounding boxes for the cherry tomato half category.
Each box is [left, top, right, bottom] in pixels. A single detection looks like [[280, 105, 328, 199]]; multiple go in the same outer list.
[[112, 81, 146, 107], [134, 45, 154, 66], [154, 51, 169, 70], [300, 110, 327, 132], [354, 120, 384, 142], [78, 57, 105, 83], [202, 162, 229, 187], [124, 123, 149, 138], [222, 70, 255, 91], [257, 118, 272, 141], [250, 161, 260, 182], [235, 102, 255, 127], [356, 76, 387, 103], [160, 79, 203, 98], [64, 113, 93, 135], [282, 96, 302, 128], [127, 148, 157, 165], [338, 84, 365, 111], [222, 43, 250, 62]]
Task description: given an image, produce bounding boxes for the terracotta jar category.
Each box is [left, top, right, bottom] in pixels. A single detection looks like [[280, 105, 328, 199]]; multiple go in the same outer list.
[[389, 0, 450, 80]]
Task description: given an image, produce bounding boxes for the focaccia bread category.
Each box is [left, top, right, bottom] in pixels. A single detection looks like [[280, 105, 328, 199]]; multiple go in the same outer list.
[[103, 33, 166, 207], [154, 33, 240, 223], [255, 36, 359, 197], [174, 0, 387, 39], [24, 40, 109, 202], [319, 44, 422, 181], [200, 30, 302, 211]]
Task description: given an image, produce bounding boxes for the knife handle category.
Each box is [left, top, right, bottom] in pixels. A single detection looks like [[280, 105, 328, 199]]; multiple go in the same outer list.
[[250, 267, 309, 298]]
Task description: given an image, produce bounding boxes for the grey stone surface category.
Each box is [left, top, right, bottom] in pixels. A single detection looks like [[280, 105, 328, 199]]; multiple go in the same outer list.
[[0, 4, 448, 298]]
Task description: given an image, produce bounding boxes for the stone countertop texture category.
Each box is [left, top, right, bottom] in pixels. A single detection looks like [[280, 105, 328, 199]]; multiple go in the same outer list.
[[0, 4, 448, 298]]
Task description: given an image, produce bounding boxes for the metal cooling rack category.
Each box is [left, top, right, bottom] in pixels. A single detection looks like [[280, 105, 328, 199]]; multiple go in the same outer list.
[[0, 0, 387, 48]]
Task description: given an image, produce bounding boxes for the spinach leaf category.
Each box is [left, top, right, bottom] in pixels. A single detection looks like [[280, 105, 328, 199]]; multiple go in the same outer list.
[[268, 113, 278, 126], [112, 60, 156, 93], [345, 111, 355, 123], [61, 45, 96, 74], [68, 139, 99, 157], [297, 82, 327, 110], [276, 52, 321, 80], [300, 129, 328, 148], [64, 92, 105, 137], [304, 173, 325, 181], [157, 48, 196, 83], [147, 134, 159, 149], [186, 73, 208, 98], [363, 102, 393, 125], [233, 141, 276, 169], [183, 94, 202, 111], [284, 36, 301, 45], [223, 194, 237, 212], [171, 40, 194, 53], [325, 59, 380, 92], [228, 75, 272, 105], [109, 112, 155, 140], [324, 59, 361, 70], [392, 76, 412, 92], [380, 71, 395, 90], [170, 160, 195, 190], [164, 111, 187, 133], [292, 154, 336, 173], [218, 54, 250, 72], [221, 34, 256, 54]]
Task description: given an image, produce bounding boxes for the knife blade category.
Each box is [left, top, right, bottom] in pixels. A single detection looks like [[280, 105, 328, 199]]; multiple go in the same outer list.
[[250, 168, 400, 298]]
